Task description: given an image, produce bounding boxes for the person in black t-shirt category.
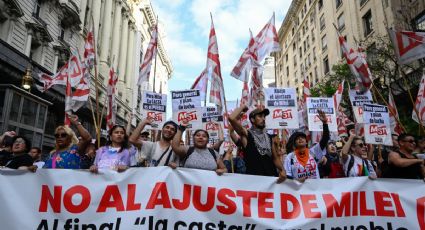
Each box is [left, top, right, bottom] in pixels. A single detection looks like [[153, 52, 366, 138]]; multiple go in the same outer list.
[[229, 104, 286, 183], [0, 136, 34, 170]]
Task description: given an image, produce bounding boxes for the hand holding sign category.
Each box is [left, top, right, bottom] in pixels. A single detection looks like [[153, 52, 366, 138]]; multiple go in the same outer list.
[[142, 117, 154, 126]]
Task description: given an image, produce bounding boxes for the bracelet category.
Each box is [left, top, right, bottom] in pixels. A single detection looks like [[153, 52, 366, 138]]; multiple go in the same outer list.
[[178, 125, 186, 132]]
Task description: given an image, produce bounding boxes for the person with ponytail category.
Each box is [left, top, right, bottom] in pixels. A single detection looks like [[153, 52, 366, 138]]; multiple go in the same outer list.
[[284, 110, 329, 181], [90, 125, 136, 173]]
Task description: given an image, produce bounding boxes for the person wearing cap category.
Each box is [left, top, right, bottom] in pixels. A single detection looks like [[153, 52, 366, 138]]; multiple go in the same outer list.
[[229, 104, 286, 183], [140, 131, 150, 141], [284, 110, 329, 181], [129, 118, 179, 167]]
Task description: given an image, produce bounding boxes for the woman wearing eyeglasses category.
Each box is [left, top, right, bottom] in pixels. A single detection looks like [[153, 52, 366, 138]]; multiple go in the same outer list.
[[43, 115, 92, 169], [341, 132, 377, 178], [0, 136, 34, 170], [89, 125, 135, 173]]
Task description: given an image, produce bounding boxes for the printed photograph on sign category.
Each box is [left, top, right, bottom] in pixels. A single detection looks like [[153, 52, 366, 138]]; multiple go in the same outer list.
[[265, 88, 299, 129], [141, 91, 167, 130], [306, 97, 337, 131]]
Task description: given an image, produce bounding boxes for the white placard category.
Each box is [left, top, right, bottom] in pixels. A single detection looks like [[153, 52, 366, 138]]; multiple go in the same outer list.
[[171, 90, 202, 129], [306, 97, 337, 131], [141, 91, 167, 130], [265, 88, 299, 129], [349, 89, 373, 123], [363, 103, 393, 146]]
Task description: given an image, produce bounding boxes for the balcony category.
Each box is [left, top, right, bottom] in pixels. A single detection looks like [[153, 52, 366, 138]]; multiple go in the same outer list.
[[59, 0, 81, 29]]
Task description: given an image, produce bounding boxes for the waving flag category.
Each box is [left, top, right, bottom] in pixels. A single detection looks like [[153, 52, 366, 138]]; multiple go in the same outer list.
[[206, 15, 224, 108], [138, 24, 158, 85], [339, 36, 372, 93], [240, 81, 249, 106], [413, 73, 425, 125], [231, 30, 261, 82], [333, 81, 345, 109], [388, 90, 404, 135], [106, 67, 119, 130], [191, 69, 208, 102], [388, 29, 425, 65]]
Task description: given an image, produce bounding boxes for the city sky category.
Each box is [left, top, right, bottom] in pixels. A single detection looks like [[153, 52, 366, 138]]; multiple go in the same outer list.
[[150, 0, 290, 108]]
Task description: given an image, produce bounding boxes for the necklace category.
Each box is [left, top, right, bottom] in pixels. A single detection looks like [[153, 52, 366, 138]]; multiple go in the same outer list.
[[249, 128, 271, 156]]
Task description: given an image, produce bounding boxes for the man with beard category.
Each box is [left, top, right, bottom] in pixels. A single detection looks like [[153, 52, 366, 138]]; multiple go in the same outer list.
[[129, 118, 179, 167], [229, 105, 286, 183]]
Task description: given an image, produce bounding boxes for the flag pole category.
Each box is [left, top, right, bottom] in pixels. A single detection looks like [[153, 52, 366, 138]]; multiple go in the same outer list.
[[90, 13, 101, 145], [152, 16, 159, 93]]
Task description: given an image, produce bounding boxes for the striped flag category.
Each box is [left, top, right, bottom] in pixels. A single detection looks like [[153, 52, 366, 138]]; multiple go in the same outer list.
[[206, 15, 224, 108], [138, 24, 158, 85], [388, 90, 404, 135], [388, 29, 425, 65], [106, 67, 119, 130], [339, 36, 372, 93], [333, 81, 344, 109], [231, 30, 261, 82], [413, 72, 425, 125], [191, 69, 208, 102], [240, 81, 249, 106]]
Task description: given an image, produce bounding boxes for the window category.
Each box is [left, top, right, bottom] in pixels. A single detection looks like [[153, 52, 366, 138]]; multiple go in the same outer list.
[[299, 47, 303, 58], [306, 36, 310, 48], [33, 0, 41, 18], [307, 54, 311, 66], [336, 0, 342, 9], [320, 15, 325, 31], [362, 10, 373, 37], [323, 56, 330, 74], [285, 54, 288, 62], [313, 48, 316, 60], [321, 35, 327, 50], [294, 55, 297, 67], [360, 0, 368, 7], [414, 10, 425, 31], [293, 43, 296, 51], [286, 66, 289, 76], [303, 41, 307, 52], [310, 10, 315, 24], [340, 35, 347, 58], [311, 30, 315, 41], [338, 13, 345, 31], [318, 0, 323, 10]]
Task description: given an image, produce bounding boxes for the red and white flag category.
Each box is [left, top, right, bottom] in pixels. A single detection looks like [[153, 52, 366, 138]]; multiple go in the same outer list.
[[83, 30, 95, 68], [191, 69, 208, 102], [231, 14, 280, 82], [388, 90, 404, 135], [413, 72, 425, 125], [206, 16, 224, 108], [388, 29, 425, 65], [337, 107, 354, 136], [339, 36, 372, 93], [106, 67, 119, 130], [64, 71, 73, 126], [249, 67, 263, 106], [240, 81, 249, 106], [333, 81, 345, 109], [138, 24, 158, 85]]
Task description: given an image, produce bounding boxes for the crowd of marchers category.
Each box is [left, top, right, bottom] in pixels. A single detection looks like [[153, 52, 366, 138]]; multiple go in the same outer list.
[[0, 104, 424, 182]]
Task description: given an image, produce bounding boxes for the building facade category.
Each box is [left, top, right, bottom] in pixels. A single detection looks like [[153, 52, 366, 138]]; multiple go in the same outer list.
[[0, 0, 172, 153], [274, 0, 425, 95]]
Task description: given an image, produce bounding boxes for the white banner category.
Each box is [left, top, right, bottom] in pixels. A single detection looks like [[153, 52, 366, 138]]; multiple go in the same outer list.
[[363, 103, 393, 146], [1, 168, 425, 229], [265, 88, 299, 129], [349, 89, 373, 123], [306, 97, 337, 131], [171, 90, 202, 129], [141, 91, 167, 130]]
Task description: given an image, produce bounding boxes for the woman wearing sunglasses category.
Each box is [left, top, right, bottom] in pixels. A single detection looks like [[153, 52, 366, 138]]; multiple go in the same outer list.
[[0, 135, 34, 170], [43, 115, 92, 169], [341, 131, 377, 178], [90, 125, 135, 173]]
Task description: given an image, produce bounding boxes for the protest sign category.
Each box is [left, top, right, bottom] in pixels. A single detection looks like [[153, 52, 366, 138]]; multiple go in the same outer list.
[[306, 97, 337, 131], [363, 103, 393, 146], [265, 88, 299, 129], [171, 90, 202, 129], [349, 89, 373, 123], [141, 91, 167, 129]]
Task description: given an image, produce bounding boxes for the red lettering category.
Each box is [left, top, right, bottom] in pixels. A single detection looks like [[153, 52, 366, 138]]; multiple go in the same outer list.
[[236, 190, 257, 217], [126, 184, 141, 211], [280, 193, 301, 219], [322, 193, 351, 217], [272, 109, 293, 119], [391, 193, 406, 217], [359, 191, 375, 216], [417, 196, 425, 230], [63, 185, 91, 214], [216, 188, 236, 215], [147, 112, 163, 122], [146, 182, 171, 209], [258, 192, 274, 218], [374, 191, 395, 217], [352, 191, 358, 216], [300, 194, 321, 218], [96, 185, 125, 212], [38, 185, 62, 213], [369, 125, 388, 135], [172, 184, 191, 210], [178, 111, 197, 122], [193, 186, 215, 212]]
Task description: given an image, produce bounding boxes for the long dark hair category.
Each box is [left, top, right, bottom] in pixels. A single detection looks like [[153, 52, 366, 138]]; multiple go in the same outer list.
[[106, 125, 129, 152]]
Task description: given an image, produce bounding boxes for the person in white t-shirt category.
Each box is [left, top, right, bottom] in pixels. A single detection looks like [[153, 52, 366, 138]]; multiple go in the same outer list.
[[129, 118, 179, 167], [284, 110, 329, 181], [341, 132, 377, 179]]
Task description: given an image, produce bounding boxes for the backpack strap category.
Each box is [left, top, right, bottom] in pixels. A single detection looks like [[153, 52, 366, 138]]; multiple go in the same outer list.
[[154, 145, 171, 167], [207, 148, 217, 162], [346, 155, 355, 177]]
